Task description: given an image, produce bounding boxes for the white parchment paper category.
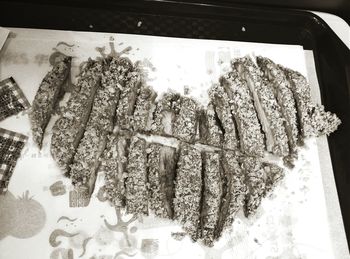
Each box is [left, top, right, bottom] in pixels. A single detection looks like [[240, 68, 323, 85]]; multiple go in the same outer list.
[[0, 27, 9, 52], [0, 28, 348, 259]]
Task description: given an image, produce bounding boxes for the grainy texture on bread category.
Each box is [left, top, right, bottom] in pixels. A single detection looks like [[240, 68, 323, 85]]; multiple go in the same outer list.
[[116, 61, 142, 130], [51, 60, 102, 173], [281, 66, 341, 137], [147, 143, 177, 219], [257, 56, 299, 166], [308, 105, 341, 136], [173, 96, 199, 143], [221, 71, 265, 157], [69, 58, 124, 200], [174, 143, 202, 241], [242, 156, 265, 217], [125, 136, 149, 215], [208, 84, 239, 150], [198, 103, 224, 147], [101, 132, 130, 208], [151, 92, 181, 136], [30, 56, 71, 148], [200, 151, 222, 246], [215, 151, 246, 239], [234, 57, 289, 157], [133, 85, 157, 132]]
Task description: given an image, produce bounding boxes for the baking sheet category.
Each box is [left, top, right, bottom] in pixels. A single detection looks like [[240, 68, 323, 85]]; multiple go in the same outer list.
[[0, 27, 348, 259]]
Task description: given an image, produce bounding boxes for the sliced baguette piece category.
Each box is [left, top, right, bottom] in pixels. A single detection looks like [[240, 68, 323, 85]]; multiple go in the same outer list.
[[174, 143, 202, 241], [233, 57, 289, 157], [51, 59, 102, 173], [220, 71, 265, 157], [147, 143, 177, 219], [30, 56, 72, 149], [208, 84, 239, 150], [125, 136, 149, 215], [200, 151, 223, 247]]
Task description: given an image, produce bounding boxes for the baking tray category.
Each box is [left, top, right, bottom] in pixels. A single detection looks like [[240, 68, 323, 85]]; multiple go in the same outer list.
[[0, 0, 349, 250]]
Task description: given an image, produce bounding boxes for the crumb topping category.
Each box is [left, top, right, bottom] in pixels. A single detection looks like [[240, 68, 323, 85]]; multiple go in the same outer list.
[[174, 143, 202, 241], [208, 84, 239, 150], [257, 56, 299, 164], [200, 151, 222, 246], [198, 102, 224, 147], [125, 136, 149, 215], [234, 57, 289, 157], [220, 70, 265, 157], [51, 60, 102, 172], [30, 56, 71, 148], [173, 96, 199, 143]]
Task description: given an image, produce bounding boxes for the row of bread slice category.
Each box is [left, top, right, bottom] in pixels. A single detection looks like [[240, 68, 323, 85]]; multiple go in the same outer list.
[[30, 54, 340, 175], [100, 132, 284, 247]]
